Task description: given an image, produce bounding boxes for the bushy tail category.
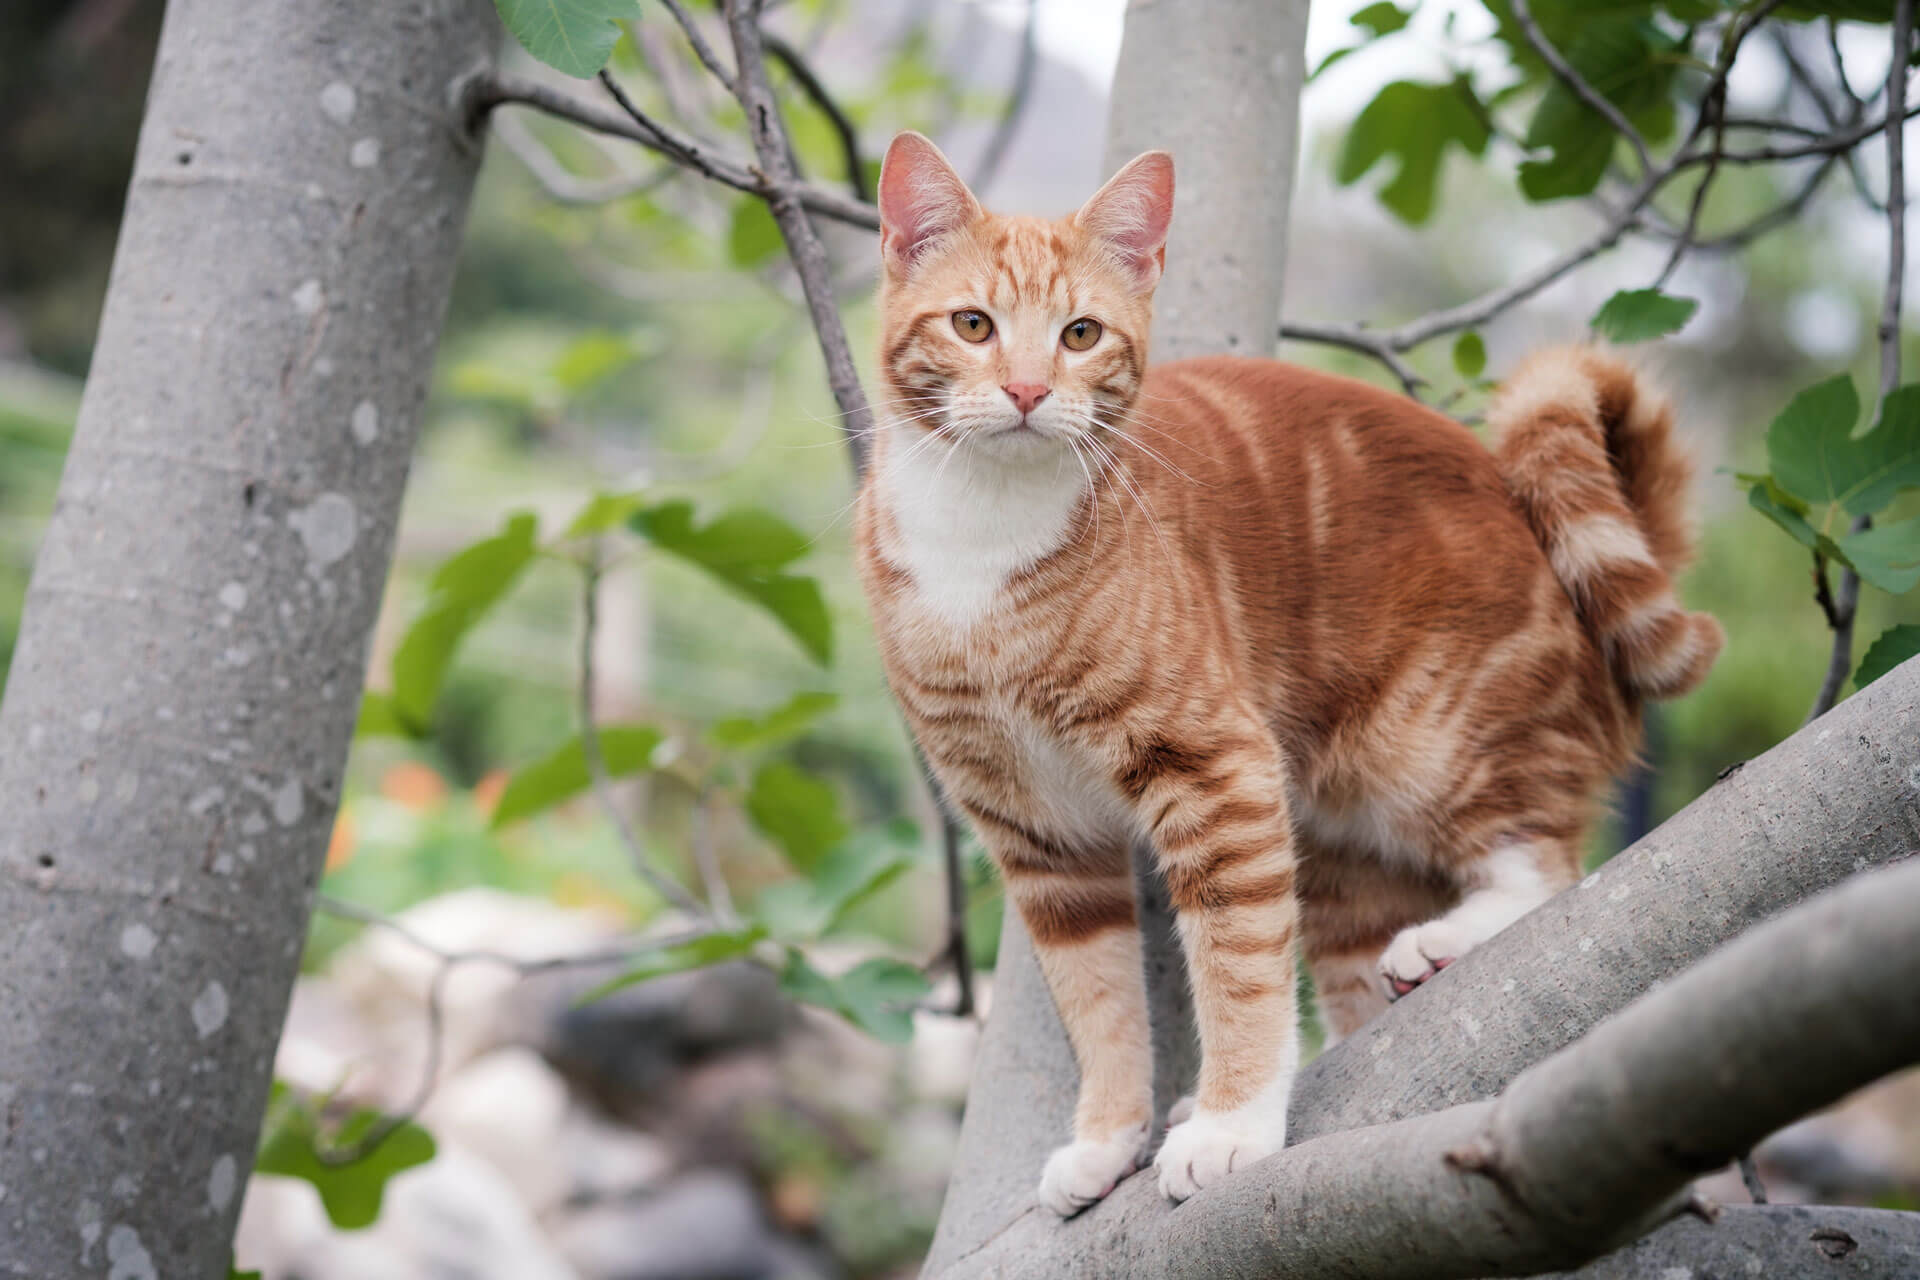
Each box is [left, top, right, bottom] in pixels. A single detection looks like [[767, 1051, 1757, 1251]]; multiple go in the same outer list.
[[1491, 345, 1724, 701]]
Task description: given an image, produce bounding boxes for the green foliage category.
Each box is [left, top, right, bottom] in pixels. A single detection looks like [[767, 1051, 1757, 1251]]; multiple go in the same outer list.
[[632, 499, 833, 664], [1742, 374, 1920, 703], [490, 724, 665, 828], [747, 760, 849, 871], [491, 0, 639, 78], [254, 1083, 436, 1231], [1452, 331, 1487, 379], [756, 817, 921, 938], [728, 198, 786, 268], [565, 490, 649, 538], [1771, 380, 1920, 519], [1335, 77, 1491, 224], [709, 691, 840, 750], [387, 513, 540, 734], [1589, 288, 1698, 343], [581, 925, 771, 1001], [1855, 623, 1920, 690], [1517, 18, 1678, 200], [778, 951, 931, 1043], [1351, 2, 1416, 37]]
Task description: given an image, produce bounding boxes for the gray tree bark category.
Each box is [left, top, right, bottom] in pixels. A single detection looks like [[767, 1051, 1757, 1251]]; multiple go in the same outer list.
[[0, 2, 497, 1275], [932, 852, 1920, 1277], [924, 1, 1313, 1271], [1104, 0, 1309, 362]]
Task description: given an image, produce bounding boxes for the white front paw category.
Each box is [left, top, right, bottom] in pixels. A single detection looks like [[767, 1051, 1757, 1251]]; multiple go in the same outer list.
[[1155, 1109, 1282, 1202], [1038, 1122, 1147, 1217]]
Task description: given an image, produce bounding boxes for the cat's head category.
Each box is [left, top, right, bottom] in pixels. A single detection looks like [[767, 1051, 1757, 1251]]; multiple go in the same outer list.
[[875, 131, 1173, 455]]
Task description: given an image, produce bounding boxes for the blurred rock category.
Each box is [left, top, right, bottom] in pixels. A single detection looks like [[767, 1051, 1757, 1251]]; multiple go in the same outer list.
[[235, 1142, 579, 1280], [326, 888, 626, 1101], [551, 1170, 835, 1280]]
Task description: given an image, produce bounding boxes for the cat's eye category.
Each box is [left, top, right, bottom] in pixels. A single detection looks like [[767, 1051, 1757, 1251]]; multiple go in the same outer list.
[[952, 310, 994, 343], [1062, 317, 1103, 351]]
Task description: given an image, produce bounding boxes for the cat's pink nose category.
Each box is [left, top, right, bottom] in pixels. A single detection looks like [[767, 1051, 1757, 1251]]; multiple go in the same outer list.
[[1003, 383, 1050, 416]]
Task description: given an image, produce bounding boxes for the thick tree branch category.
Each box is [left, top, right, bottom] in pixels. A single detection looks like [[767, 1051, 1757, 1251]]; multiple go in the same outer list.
[[934, 854, 1920, 1278], [926, 654, 1920, 1273], [470, 68, 880, 231]]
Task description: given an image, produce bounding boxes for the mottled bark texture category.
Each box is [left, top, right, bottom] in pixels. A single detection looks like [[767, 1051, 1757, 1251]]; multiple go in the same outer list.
[[1102, 0, 1309, 362], [929, 825, 1920, 1279], [0, 2, 496, 1275]]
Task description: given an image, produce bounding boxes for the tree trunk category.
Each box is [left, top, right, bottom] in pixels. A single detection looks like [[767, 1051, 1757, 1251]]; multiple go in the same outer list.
[[0, 1, 496, 1275], [922, 4, 1312, 1273], [1104, 0, 1309, 362]]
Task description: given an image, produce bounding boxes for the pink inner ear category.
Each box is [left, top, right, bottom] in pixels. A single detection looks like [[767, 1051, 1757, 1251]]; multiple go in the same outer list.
[[878, 135, 978, 271], [1077, 152, 1174, 287]]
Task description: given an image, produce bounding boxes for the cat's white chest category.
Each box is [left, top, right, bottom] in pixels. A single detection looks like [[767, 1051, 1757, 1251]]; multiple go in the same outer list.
[[878, 428, 1091, 630]]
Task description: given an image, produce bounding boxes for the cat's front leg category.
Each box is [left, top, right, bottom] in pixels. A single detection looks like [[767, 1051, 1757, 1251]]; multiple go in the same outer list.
[[969, 816, 1152, 1216], [1121, 721, 1301, 1202]]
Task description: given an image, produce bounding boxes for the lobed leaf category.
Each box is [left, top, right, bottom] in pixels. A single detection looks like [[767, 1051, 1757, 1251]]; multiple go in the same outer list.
[[1335, 77, 1491, 225], [1768, 378, 1920, 519]]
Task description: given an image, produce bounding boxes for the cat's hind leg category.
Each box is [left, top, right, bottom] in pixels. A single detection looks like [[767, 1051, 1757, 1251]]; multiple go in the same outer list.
[[1378, 836, 1577, 998]]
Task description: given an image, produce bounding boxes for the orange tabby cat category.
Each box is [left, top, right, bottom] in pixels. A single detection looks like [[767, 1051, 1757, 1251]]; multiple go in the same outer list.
[[854, 132, 1722, 1214]]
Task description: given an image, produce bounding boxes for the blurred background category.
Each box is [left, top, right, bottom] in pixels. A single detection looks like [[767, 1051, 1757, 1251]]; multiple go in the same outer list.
[[5, 1, 1919, 1277]]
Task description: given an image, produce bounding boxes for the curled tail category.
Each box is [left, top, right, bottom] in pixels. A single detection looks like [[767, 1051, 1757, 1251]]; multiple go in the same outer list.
[[1491, 345, 1724, 701]]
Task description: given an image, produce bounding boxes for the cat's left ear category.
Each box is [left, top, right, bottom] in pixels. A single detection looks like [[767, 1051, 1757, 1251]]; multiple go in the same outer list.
[[1074, 150, 1174, 293]]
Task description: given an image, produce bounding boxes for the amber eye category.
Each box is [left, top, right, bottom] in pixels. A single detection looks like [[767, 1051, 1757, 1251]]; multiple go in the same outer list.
[[1062, 317, 1103, 351], [952, 310, 994, 343]]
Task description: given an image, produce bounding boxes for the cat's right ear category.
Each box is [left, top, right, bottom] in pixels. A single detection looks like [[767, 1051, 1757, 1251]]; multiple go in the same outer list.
[[878, 132, 981, 277]]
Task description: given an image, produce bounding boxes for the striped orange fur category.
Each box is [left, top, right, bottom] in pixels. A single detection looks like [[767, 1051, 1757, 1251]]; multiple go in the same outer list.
[[854, 133, 1719, 1213]]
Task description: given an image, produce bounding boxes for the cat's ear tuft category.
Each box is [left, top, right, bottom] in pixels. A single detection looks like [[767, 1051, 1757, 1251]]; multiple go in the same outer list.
[[878, 132, 982, 277], [1075, 150, 1174, 292]]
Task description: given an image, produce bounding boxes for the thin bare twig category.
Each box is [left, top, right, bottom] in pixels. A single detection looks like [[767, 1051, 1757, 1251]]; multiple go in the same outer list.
[[763, 31, 870, 200], [969, 0, 1038, 195], [721, 0, 875, 473], [579, 542, 706, 914], [1654, 81, 1726, 290], [656, 0, 736, 92], [1276, 321, 1427, 395], [1511, 0, 1654, 177], [492, 110, 675, 204], [1807, 0, 1911, 724], [469, 68, 880, 231], [689, 786, 738, 922]]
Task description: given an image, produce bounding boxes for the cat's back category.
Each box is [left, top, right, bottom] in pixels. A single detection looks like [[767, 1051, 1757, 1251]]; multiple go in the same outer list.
[[1137, 355, 1505, 495]]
